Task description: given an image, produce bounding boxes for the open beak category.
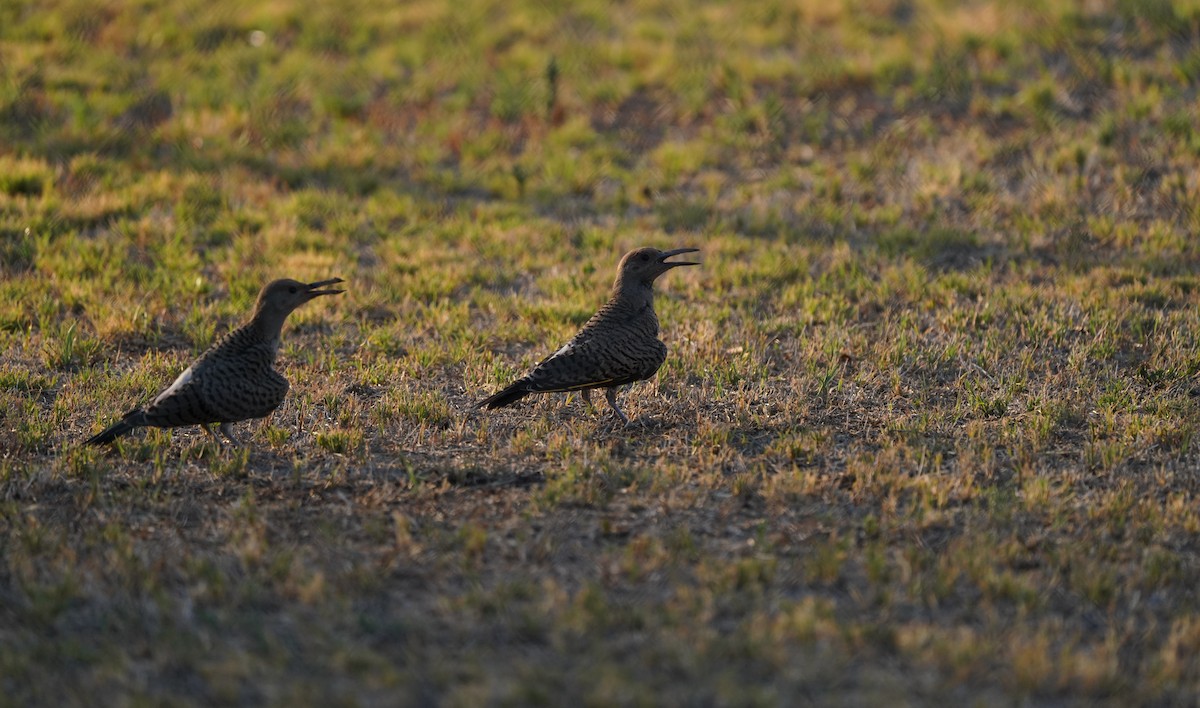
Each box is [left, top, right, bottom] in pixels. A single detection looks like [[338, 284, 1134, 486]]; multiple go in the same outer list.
[[658, 247, 701, 268], [305, 277, 346, 297]]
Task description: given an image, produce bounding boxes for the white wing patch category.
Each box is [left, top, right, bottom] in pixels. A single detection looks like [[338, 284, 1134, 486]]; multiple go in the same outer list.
[[153, 365, 194, 405], [549, 341, 574, 360]]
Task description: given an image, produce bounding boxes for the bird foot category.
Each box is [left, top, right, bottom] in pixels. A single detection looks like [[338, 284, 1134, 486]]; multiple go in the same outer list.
[[620, 415, 658, 430], [219, 423, 244, 448], [603, 388, 630, 426], [201, 423, 244, 449]]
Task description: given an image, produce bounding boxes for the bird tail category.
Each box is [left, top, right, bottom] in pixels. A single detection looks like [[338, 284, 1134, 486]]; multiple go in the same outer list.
[[476, 380, 531, 410], [84, 409, 147, 446]]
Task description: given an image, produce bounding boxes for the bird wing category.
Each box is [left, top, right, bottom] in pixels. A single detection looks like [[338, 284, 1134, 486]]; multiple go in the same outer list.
[[143, 365, 220, 427], [146, 359, 288, 425], [152, 365, 195, 407], [144, 334, 288, 426], [523, 325, 665, 393]]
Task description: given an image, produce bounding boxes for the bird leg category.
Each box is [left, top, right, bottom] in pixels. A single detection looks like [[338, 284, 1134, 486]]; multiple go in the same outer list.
[[218, 423, 243, 448], [201, 423, 242, 448], [604, 387, 630, 425]]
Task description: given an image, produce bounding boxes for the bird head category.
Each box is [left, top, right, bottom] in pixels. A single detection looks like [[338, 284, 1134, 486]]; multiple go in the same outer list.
[[614, 247, 700, 290], [254, 277, 345, 318]]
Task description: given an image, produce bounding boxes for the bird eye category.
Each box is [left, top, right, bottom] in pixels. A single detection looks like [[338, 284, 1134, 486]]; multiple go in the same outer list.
[[289, 286, 298, 294], [640, 253, 650, 262]]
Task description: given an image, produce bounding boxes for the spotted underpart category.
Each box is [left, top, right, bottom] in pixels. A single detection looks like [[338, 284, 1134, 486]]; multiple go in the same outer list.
[[85, 277, 343, 447], [477, 247, 698, 423]]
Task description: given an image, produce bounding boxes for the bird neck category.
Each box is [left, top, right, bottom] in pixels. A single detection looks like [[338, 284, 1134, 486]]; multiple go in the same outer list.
[[611, 276, 655, 307], [246, 307, 289, 354]]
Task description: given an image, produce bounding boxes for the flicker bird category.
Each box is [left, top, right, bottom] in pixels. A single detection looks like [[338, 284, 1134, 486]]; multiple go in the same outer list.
[[477, 247, 699, 423], [85, 277, 345, 447]]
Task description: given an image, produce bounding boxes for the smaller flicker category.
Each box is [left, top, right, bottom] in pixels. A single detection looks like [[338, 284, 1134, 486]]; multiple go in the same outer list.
[[477, 247, 699, 423], [85, 277, 345, 447]]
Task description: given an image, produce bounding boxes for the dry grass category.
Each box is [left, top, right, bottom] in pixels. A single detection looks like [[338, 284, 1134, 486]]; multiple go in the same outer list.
[[5, 0, 1200, 704]]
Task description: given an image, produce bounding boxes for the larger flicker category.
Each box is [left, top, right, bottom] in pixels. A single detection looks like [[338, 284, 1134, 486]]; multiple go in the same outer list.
[[85, 278, 345, 447], [476, 247, 699, 423]]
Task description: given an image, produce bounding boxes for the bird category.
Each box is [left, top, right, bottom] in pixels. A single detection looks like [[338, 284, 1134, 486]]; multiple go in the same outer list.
[[477, 247, 699, 424], [85, 277, 345, 447]]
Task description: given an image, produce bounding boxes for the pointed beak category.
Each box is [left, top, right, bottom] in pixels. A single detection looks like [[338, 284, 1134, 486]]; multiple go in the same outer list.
[[305, 277, 346, 297], [657, 247, 701, 268]]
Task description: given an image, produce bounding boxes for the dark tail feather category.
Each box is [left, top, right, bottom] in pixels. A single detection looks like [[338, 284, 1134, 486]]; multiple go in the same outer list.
[[85, 409, 147, 446], [476, 381, 530, 410]]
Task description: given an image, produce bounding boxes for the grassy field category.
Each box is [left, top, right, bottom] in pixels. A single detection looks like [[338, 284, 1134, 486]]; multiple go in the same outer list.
[[4, 0, 1200, 703]]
